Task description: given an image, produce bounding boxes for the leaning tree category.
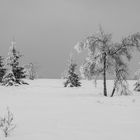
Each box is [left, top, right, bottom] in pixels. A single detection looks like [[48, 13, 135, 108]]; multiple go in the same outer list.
[[110, 33, 140, 96], [75, 28, 140, 96]]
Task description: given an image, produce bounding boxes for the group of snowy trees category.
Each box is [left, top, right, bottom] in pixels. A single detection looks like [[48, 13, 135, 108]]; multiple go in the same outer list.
[[0, 40, 37, 86], [2, 28, 140, 97], [64, 28, 140, 97]]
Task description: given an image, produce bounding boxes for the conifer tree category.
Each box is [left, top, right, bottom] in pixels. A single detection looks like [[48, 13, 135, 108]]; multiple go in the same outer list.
[[2, 40, 28, 86], [64, 55, 81, 87], [0, 56, 6, 82]]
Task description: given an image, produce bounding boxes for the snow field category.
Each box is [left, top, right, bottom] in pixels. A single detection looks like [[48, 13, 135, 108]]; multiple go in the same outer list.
[[0, 79, 139, 140]]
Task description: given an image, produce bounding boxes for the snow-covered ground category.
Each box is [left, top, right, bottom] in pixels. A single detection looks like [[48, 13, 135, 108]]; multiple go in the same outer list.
[[0, 79, 140, 140]]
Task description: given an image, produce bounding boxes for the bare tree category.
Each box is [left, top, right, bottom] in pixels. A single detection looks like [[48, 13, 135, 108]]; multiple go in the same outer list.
[[110, 33, 140, 96], [75, 28, 140, 96], [75, 28, 114, 96]]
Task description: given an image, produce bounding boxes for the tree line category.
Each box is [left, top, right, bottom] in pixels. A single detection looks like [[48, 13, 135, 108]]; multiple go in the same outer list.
[[1, 27, 140, 97]]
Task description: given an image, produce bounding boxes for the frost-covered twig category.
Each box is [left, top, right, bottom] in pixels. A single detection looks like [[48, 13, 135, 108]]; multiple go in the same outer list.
[[0, 108, 16, 137]]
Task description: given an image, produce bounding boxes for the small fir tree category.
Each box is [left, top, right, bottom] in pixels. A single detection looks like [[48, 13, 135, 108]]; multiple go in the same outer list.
[[64, 56, 81, 87]]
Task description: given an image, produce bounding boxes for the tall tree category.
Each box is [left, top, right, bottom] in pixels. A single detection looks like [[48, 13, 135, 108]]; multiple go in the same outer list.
[[75, 28, 113, 96]]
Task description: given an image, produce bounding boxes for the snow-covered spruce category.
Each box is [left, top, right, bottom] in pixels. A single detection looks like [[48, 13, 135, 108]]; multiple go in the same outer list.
[[64, 56, 81, 87], [2, 40, 28, 86], [0, 56, 6, 83]]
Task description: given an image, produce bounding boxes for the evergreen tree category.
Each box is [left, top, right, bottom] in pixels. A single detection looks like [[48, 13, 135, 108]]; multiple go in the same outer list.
[[6, 41, 26, 79], [2, 40, 28, 86], [0, 56, 6, 82], [64, 56, 81, 87]]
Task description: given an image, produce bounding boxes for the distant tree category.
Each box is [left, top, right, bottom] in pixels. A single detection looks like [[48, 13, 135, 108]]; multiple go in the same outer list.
[[24, 63, 38, 80], [2, 40, 28, 86], [64, 55, 81, 87], [75, 27, 140, 96], [0, 56, 6, 82]]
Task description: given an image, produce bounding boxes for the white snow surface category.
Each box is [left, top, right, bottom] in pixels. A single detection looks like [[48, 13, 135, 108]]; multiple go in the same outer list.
[[0, 79, 140, 140]]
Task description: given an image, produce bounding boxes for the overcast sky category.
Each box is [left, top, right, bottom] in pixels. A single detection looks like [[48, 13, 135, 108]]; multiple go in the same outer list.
[[0, 0, 140, 78]]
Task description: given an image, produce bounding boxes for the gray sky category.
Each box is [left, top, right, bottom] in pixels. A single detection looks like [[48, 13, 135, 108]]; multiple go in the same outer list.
[[0, 0, 140, 78]]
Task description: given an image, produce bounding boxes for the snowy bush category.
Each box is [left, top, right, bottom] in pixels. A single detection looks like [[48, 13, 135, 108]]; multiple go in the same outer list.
[[0, 108, 16, 137]]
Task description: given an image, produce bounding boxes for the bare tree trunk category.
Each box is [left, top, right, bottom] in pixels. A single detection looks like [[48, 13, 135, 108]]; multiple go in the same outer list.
[[103, 53, 107, 96]]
